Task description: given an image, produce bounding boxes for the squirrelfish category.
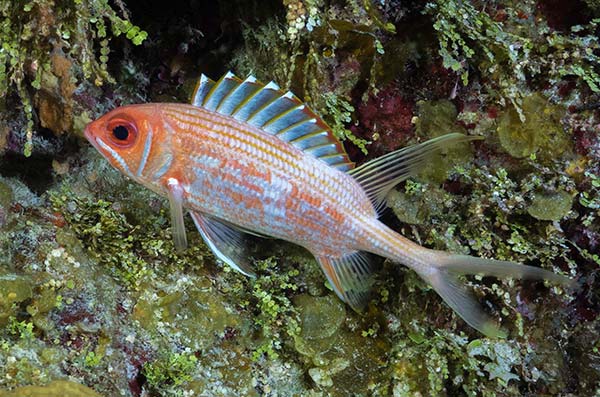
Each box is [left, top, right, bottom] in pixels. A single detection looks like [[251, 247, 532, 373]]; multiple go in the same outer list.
[[84, 71, 571, 336]]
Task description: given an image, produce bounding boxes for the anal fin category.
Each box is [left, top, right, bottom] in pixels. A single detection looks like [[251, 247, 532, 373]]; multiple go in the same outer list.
[[315, 252, 378, 312], [189, 211, 257, 277]]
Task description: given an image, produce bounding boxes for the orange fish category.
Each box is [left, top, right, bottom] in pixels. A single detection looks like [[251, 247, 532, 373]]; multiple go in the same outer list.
[[84, 71, 572, 336]]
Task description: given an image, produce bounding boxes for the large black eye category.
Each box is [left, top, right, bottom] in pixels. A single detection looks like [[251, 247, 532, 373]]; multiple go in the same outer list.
[[112, 125, 129, 140]]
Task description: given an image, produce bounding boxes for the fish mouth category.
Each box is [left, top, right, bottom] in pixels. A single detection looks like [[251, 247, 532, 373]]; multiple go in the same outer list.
[[83, 125, 93, 142], [83, 125, 100, 151]]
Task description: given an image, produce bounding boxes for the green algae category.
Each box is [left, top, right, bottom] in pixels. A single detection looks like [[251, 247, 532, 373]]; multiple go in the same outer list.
[[0, 380, 102, 397], [497, 93, 569, 160], [426, 0, 600, 115], [292, 294, 390, 394], [415, 100, 466, 138], [244, 257, 302, 361], [527, 190, 573, 221], [133, 279, 241, 351], [0, 181, 12, 210], [0, 0, 147, 155], [0, 274, 33, 326], [386, 182, 450, 226], [389, 330, 527, 396], [293, 294, 346, 359], [294, 294, 345, 341], [143, 352, 199, 389]]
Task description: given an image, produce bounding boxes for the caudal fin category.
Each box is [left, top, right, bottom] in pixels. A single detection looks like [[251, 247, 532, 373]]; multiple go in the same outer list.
[[418, 251, 574, 337]]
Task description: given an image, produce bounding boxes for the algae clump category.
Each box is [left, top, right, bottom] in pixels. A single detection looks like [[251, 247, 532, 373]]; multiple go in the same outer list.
[[386, 183, 450, 226], [0, 380, 102, 397], [292, 294, 389, 395], [0, 181, 12, 209], [295, 294, 345, 341], [497, 93, 569, 160], [133, 280, 240, 351], [527, 190, 573, 221], [0, 273, 33, 326]]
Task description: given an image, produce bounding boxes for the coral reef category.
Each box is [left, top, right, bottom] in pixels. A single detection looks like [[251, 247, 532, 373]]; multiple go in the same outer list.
[[1, 0, 600, 396]]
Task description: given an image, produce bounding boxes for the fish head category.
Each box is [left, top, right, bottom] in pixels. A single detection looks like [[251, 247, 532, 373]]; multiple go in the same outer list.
[[84, 104, 171, 182]]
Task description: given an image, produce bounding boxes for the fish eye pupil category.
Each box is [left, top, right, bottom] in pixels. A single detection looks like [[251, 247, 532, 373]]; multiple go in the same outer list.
[[112, 125, 129, 140]]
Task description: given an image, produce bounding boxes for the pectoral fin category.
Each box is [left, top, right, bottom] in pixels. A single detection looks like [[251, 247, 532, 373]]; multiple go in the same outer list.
[[315, 252, 378, 312], [189, 211, 256, 277], [167, 178, 188, 252]]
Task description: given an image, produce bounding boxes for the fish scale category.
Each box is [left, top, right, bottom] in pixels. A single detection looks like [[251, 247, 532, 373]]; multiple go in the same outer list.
[[167, 104, 369, 216], [84, 71, 573, 337], [167, 105, 367, 254]]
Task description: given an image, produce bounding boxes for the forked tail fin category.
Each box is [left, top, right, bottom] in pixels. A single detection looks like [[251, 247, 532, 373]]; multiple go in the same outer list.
[[416, 251, 574, 337]]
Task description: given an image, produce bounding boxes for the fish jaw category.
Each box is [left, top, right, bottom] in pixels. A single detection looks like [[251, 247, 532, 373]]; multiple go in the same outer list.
[[83, 124, 105, 156]]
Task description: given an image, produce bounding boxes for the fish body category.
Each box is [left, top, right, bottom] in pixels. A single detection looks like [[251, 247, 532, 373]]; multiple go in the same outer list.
[[85, 72, 572, 336]]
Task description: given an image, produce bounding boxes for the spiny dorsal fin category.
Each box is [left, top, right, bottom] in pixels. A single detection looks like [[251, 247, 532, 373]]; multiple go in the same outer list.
[[191, 71, 354, 171], [348, 133, 482, 213]]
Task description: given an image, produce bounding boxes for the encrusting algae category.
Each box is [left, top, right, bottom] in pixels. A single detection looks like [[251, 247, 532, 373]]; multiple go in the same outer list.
[[0, 380, 102, 397], [83, 71, 573, 338]]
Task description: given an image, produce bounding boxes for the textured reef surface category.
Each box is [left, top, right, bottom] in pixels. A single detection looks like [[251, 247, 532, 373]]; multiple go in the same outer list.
[[1, 0, 599, 396]]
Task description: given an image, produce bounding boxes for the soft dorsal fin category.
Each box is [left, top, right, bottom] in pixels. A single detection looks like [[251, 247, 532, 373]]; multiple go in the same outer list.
[[348, 133, 482, 213], [191, 71, 354, 171]]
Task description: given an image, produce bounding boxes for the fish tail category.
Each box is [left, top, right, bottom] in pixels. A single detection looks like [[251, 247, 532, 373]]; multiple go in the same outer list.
[[406, 248, 574, 337]]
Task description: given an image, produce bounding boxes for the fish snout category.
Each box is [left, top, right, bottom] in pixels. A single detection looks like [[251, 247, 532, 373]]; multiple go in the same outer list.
[[83, 124, 94, 142], [83, 122, 103, 152]]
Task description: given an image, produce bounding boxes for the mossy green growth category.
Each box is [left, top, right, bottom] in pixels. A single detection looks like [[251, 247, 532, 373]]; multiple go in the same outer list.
[[142, 351, 199, 390], [323, 92, 370, 155], [293, 303, 390, 394], [244, 257, 301, 361], [288, 289, 394, 394], [0, 180, 12, 210], [133, 278, 241, 351], [390, 330, 525, 396], [425, 1, 600, 115], [50, 188, 211, 289], [294, 294, 346, 341], [527, 190, 573, 221], [229, 0, 399, 157], [497, 93, 569, 160], [415, 99, 466, 138], [0, 380, 102, 397], [50, 193, 151, 287], [387, 181, 450, 225], [0, 0, 147, 155], [0, 274, 33, 327], [579, 171, 600, 228]]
